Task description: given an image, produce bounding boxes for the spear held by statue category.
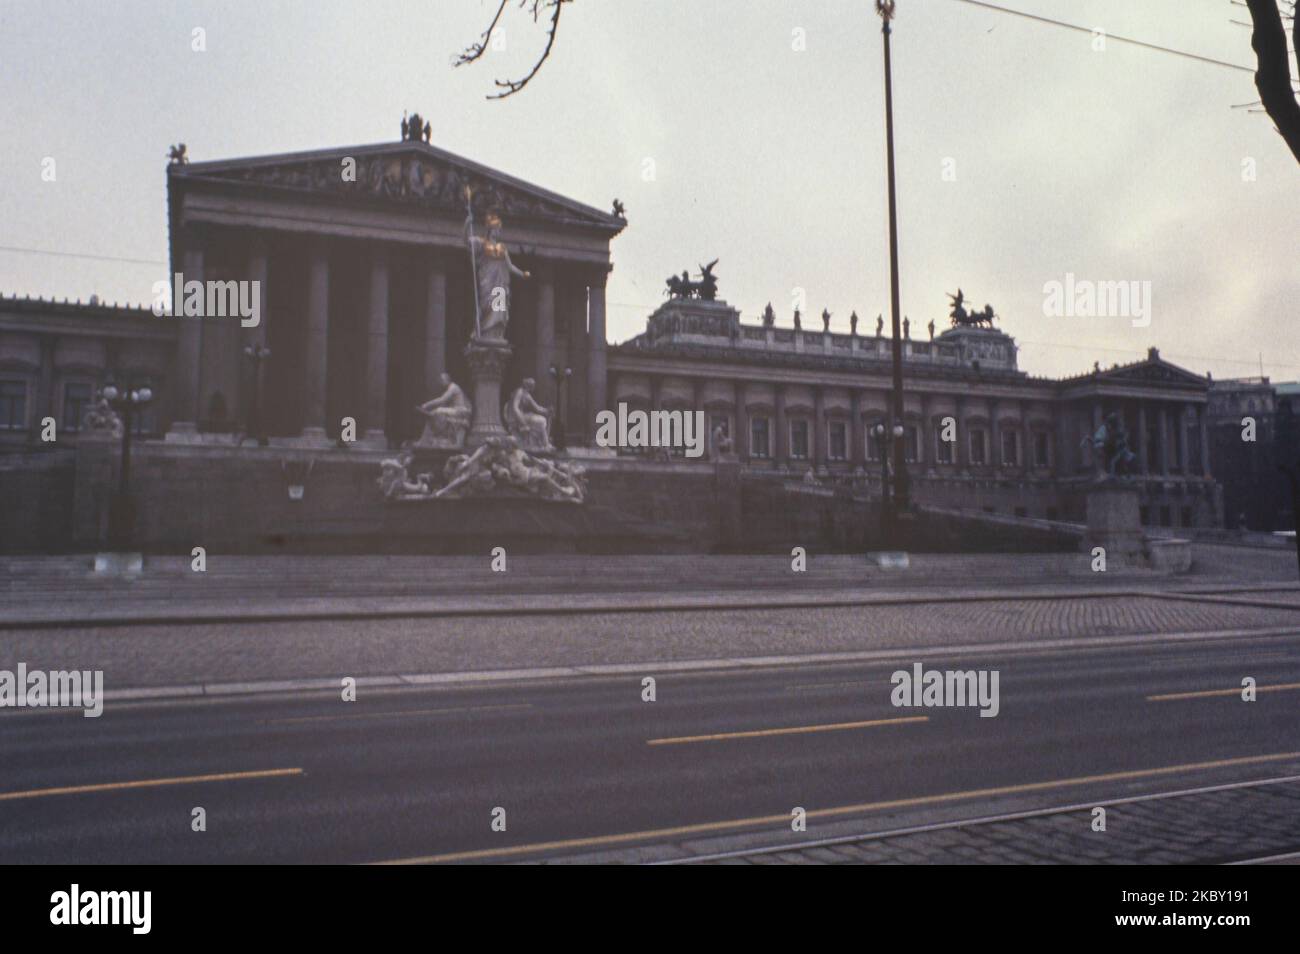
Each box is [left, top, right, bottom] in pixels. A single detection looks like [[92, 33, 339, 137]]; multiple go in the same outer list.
[[463, 184, 482, 340]]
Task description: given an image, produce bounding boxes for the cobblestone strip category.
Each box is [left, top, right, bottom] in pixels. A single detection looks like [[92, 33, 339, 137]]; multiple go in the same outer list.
[[682, 779, 1300, 865]]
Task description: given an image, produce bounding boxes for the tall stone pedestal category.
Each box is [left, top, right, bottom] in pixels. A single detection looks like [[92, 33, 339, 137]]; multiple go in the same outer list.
[[713, 457, 742, 550], [1083, 482, 1144, 567], [464, 338, 513, 450]]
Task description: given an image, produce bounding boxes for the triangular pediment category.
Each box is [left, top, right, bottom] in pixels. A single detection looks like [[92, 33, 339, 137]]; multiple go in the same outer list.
[[1100, 358, 1207, 388], [170, 141, 625, 233]]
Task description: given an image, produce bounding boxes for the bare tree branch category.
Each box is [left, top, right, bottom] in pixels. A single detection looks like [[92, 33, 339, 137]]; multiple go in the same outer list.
[[456, 0, 570, 100], [454, 1, 510, 68], [1244, 0, 1300, 163]]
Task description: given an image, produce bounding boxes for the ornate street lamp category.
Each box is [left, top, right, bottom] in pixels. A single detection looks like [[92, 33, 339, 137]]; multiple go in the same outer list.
[[100, 382, 154, 550], [548, 364, 572, 451], [242, 343, 272, 447], [876, 0, 911, 527]]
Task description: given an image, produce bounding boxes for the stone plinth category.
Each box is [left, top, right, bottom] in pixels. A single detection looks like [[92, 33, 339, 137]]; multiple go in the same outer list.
[[1147, 537, 1192, 573], [934, 325, 1019, 372], [713, 458, 742, 549], [1083, 482, 1144, 566], [643, 297, 741, 347], [464, 338, 513, 449]]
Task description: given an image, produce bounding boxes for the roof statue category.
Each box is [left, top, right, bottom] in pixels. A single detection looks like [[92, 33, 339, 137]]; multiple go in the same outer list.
[[947, 289, 997, 329], [665, 259, 720, 301], [402, 110, 432, 143]]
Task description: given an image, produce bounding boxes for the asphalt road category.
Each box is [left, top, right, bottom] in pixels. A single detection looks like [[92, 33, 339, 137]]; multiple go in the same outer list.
[[2, 627, 1299, 864]]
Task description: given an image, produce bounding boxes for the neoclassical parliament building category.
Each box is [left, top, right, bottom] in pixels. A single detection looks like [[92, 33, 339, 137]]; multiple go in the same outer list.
[[0, 125, 1224, 551]]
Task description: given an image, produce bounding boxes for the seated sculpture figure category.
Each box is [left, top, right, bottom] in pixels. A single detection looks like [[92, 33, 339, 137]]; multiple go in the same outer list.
[[82, 396, 123, 439], [412, 373, 472, 449], [377, 453, 434, 499], [711, 423, 734, 458], [503, 378, 553, 452]]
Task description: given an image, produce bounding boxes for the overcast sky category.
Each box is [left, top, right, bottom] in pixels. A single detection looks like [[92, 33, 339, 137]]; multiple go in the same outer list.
[[1, 0, 1296, 381]]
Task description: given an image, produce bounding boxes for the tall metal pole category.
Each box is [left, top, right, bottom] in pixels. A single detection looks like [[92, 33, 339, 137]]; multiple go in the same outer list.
[[878, 1, 910, 518]]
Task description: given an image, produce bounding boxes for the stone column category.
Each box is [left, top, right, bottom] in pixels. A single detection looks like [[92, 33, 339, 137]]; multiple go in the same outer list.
[[649, 375, 662, 412], [30, 335, 54, 445], [990, 399, 1001, 474], [301, 237, 331, 445], [586, 268, 609, 444], [738, 389, 751, 462], [424, 257, 447, 394], [1164, 408, 1175, 475], [1020, 401, 1032, 474], [533, 265, 556, 406], [364, 246, 390, 446], [566, 277, 587, 448], [1052, 408, 1066, 477], [167, 228, 204, 438], [774, 384, 787, 467], [244, 236, 269, 350], [813, 386, 826, 471], [1092, 402, 1104, 473], [955, 397, 967, 472], [241, 236, 270, 427], [1137, 404, 1149, 474], [207, 260, 242, 429], [1178, 404, 1190, 474], [693, 378, 706, 458], [1198, 403, 1210, 478], [850, 390, 863, 468], [920, 394, 932, 471], [195, 248, 226, 430]]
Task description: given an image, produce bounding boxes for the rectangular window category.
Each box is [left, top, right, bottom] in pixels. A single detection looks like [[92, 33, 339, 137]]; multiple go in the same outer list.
[[750, 416, 770, 459], [1001, 428, 1018, 467], [867, 424, 884, 462], [828, 421, 847, 461], [969, 428, 987, 465], [62, 382, 94, 432], [789, 419, 809, 459], [904, 424, 919, 463], [935, 426, 954, 464], [1034, 431, 1050, 469], [0, 379, 27, 430]]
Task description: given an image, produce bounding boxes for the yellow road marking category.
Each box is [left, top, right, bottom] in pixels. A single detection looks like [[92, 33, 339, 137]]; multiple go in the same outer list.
[[0, 767, 303, 802], [265, 703, 532, 725], [375, 751, 1300, 864], [1148, 681, 1300, 702], [647, 715, 928, 745]]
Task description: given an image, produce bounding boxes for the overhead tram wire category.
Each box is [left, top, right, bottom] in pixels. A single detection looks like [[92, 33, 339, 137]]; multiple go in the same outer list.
[[949, 0, 1257, 74], [0, 244, 167, 267]]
